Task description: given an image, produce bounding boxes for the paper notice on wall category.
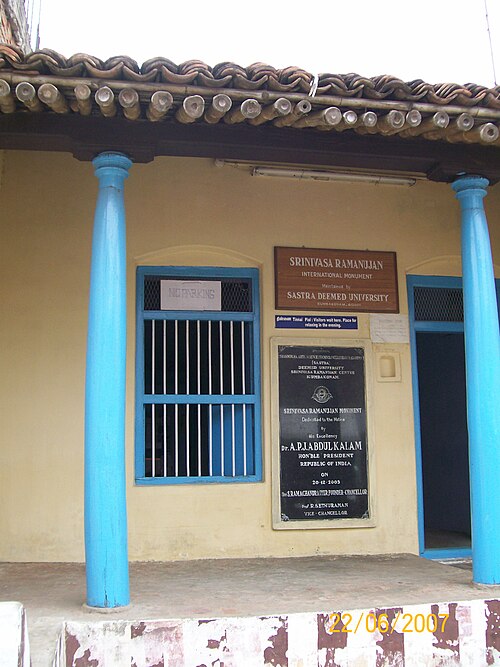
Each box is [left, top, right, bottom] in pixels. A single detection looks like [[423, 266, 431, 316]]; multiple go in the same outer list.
[[370, 314, 410, 343]]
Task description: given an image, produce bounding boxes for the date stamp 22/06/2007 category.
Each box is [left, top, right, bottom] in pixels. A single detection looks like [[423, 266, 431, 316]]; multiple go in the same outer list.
[[327, 611, 450, 635]]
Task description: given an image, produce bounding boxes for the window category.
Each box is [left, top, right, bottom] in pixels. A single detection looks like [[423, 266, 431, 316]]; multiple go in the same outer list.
[[135, 266, 262, 484]]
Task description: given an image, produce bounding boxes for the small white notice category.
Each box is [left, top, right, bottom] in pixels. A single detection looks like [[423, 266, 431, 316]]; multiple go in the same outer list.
[[160, 280, 221, 311], [370, 314, 410, 343]]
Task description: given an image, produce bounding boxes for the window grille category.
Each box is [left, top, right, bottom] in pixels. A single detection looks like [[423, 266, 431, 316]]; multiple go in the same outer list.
[[136, 267, 261, 484], [414, 287, 464, 322]]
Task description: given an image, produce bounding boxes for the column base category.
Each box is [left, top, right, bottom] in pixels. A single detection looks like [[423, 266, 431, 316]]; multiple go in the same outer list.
[[82, 603, 132, 614]]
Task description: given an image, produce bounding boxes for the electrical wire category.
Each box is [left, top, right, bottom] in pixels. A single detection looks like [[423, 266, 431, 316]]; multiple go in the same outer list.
[[484, 0, 498, 85]]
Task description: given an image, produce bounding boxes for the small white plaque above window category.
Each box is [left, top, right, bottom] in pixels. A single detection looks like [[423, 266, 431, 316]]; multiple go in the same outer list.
[[160, 280, 222, 311]]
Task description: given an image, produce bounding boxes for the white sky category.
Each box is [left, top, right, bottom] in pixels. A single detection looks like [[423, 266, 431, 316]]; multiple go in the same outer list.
[[36, 0, 500, 87]]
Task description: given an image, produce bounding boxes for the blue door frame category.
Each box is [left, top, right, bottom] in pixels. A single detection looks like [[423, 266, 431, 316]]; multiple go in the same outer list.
[[407, 274, 500, 560]]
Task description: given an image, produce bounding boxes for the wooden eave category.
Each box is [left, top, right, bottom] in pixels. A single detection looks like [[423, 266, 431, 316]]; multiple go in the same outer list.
[[2, 109, 500, 184]]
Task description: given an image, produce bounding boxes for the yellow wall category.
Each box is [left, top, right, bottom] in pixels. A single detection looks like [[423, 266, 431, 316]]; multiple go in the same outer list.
[[0, 151, 498, 562]]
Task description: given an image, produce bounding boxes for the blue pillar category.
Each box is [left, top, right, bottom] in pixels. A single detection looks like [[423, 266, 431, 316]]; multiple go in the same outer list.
[[85, 152, 132, 607], [452, 175, 500, 585]]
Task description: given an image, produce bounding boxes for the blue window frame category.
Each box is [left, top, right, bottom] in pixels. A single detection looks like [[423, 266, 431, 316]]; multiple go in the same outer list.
[[135, 266, 262, 485]]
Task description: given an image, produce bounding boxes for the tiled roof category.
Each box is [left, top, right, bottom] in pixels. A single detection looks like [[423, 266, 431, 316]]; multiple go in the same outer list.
[[0, 44, 499, 147], [2, 45, 500, 107]]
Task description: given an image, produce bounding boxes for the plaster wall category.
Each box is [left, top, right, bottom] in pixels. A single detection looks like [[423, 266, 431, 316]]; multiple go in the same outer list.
[[0, 151, 498, 562]]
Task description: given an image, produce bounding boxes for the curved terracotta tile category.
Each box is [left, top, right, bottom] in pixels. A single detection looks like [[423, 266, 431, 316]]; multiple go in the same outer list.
[[159, 66, 198, 84], [197, 72, 233, 88], [233, 73, 268, 90]]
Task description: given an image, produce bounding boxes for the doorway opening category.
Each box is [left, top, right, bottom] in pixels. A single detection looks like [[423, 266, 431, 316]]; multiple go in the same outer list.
[[408, 276, 472, 559], [416, 331, 471, 551]]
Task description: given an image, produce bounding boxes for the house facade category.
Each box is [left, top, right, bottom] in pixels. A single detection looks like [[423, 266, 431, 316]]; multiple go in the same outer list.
[[0, 0, 30, 52], [0, 46, 499, 609]]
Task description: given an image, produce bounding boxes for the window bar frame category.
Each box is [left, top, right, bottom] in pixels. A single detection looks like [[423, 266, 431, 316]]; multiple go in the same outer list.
[[197, 319, 202, 477], [174, 319, 179, 477], [241, 320, 247, 476], [163, 320, 167, 477], [230, 320, 236, 476], [151, 320, 156, 478], [208, 320, 213, 476], [219, 320, 224, 476], [186, 320, 190, 478]]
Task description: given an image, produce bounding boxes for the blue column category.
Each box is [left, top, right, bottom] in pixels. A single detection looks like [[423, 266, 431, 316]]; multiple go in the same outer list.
[[85, 152, 132, 607], [452, 175, 500, 585]]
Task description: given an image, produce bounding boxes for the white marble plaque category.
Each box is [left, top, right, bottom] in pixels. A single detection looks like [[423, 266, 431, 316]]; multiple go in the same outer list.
[[370, 314, 410, 343]]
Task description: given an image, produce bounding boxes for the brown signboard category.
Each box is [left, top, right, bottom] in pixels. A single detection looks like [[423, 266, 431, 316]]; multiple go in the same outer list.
[[275, 246, 399, 313]]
